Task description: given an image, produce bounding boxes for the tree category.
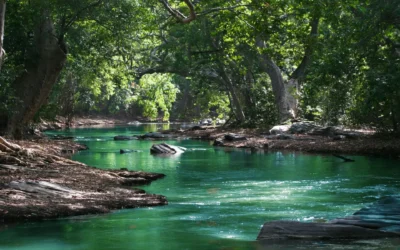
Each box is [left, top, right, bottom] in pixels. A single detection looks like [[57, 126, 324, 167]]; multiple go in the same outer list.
[[0, 0, 5, 70]]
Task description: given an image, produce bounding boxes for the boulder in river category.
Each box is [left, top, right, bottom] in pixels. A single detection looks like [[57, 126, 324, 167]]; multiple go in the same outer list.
[[139, 132, 169, 139], [257, 220, 399, 241], [114, 135, 137, 141], [150, 143, 186, 155], [258, 196, 400, 242]]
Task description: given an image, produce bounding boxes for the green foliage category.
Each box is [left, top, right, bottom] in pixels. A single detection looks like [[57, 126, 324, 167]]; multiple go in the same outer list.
[[1, 0, 399, 132], [136, 74, 179, 121]]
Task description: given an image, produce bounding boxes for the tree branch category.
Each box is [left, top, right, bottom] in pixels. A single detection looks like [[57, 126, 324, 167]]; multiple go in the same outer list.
[[136, 66, 189, 79], [159, 0, 196, 24], [62, 0, 103, 36], [198, 4, 252, 16], [291, 15, 320, 80], [0, 0, 6, 71]]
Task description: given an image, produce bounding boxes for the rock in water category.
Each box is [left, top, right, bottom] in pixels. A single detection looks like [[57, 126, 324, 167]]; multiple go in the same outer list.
[[120, 149, 141, 154], [139, 132, 172, 139], [213, 139, 224, 146], [257, 221, 399, 241], [114, 135, 137, 141], [150, 143, 186, 154]]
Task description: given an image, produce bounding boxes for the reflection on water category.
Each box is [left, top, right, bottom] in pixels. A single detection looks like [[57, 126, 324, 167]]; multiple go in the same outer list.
[[0, 125, 400, 250]]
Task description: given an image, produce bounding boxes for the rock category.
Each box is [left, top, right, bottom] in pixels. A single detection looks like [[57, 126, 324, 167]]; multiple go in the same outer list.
[[308, 126, 337, 136], [120, 149, 141, 154], [213, 139, 224, 146], [257, 221, 399, 241], [276, 134, 294, 140], [269, 125, 290, 135], [140, 132, 167, 139], [200, 118, 212, 125], [224, 133, 247, 141], [128, 121, 141, 125], [336, 131, 362, 139], [216, 119, 226, 125], [114, 135, 137, 141], [189, 125, 207, 131], [289, 122, 321, 134], [8, 180, 78, 197], [150, 143, 186, 154], [49, 135, 75, 140], [332, 135, 346, 141], [331, 196, 400, 232]]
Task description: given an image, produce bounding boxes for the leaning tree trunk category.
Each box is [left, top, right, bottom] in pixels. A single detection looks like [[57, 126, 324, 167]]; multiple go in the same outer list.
[[256, 38, 294, 122], [258, 54, 293, 122], [7, 15, 67, 139], [0, 0, 6, 71]]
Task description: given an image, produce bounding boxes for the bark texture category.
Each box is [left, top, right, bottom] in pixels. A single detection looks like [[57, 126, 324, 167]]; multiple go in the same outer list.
[[0, 0, 6, 70], [7, 15, 67, 138], [256, 42, 292, 122]]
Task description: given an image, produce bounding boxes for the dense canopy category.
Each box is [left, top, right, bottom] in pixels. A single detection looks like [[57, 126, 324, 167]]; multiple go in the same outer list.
[[0, 0, 399, 137]]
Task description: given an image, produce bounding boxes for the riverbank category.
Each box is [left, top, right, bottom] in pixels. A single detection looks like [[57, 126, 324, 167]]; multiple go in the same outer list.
[[0, 137, 167, 223], [38, 116, 400, 157], [164, 126, 400, 158]]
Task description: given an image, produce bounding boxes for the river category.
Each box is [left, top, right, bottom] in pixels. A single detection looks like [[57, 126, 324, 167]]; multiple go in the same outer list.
[[1, 124, 400, 249]]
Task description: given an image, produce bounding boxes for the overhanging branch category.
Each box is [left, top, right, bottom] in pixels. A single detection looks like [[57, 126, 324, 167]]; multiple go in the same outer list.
[[291, 15, 320, 80], [159, 0, 196, 24]]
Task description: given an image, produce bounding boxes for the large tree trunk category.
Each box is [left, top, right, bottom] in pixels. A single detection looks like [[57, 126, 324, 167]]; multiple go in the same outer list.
[[7, 15, 67, 139], [217, 65, 246, 123], [287, 16, 320, 117], [0, 0, 6, 70], [256, 46, 293, 122]]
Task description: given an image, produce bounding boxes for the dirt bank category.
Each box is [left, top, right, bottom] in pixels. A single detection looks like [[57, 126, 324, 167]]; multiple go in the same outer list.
[[0, 137, 166, 223]]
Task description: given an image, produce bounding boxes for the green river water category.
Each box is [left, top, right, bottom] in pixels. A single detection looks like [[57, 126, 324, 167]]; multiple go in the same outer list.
[[1, 124, 400, 249]]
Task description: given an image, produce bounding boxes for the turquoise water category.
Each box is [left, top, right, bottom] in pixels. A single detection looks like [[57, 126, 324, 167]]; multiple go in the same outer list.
[[1, 124, 400, 249]]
